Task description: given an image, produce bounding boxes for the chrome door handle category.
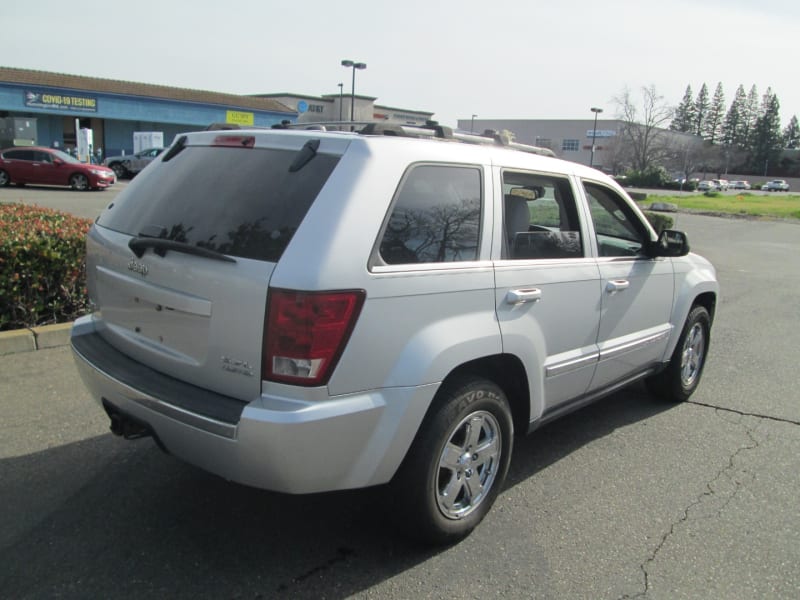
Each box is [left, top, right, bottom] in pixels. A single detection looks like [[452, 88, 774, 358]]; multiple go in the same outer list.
[[606, 279, 630, 293], [506, 288, 542, 305]]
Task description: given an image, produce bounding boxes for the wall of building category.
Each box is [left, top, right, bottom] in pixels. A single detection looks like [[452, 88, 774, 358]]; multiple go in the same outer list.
[[0, 82, 293, 156], [459, 118, 622, 171]]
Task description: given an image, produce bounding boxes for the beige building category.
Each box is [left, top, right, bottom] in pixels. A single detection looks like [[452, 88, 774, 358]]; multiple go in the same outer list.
[[458, 118, 624, 172], [255, 93, 434, 127]]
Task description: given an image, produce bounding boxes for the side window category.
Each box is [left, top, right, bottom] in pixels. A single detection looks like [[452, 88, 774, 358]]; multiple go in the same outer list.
[[583, 181, 648, 257], [378, 165, 482, 265], [502, 170, 583, 260], [5, 149, 35, 161], [33, 151, 52, 163]]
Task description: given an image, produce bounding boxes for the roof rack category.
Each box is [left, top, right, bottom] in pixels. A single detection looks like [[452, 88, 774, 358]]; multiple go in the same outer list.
[[206, 120, 555, 157]]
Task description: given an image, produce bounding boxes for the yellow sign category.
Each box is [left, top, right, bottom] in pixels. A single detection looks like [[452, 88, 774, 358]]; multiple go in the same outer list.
[[226, 110, 254, 126]]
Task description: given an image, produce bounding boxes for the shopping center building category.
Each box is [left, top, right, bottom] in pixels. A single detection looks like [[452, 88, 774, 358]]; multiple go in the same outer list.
[[0, 66, 434, 160]]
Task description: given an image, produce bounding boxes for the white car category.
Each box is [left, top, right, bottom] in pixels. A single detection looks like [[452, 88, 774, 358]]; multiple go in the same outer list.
[[71, 122, 718, 544], [729, 180, 751, 190], [697, 180, 719, 192], [711, 179, 729, 191], [103, 147, 165, 179], [763, 179, 790, 192]]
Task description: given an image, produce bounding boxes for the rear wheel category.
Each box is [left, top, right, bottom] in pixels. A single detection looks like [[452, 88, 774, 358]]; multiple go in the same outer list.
[[109, 162, 128, 179], [70, 173, 90, 191], [0, 169, 9, 186], [391, 376, 513, 545], [647, 305, 710, 402]]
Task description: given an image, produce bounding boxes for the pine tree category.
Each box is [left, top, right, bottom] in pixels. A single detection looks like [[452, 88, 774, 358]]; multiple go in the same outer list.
[[693, 83, 710, 137], [704, 82, 725, 143], [743, 85, 760, 146], [750, 89, 782, 173], [670, 85, 695, 133], [723, 85, 747, 146], [783, 115, 800, 149]]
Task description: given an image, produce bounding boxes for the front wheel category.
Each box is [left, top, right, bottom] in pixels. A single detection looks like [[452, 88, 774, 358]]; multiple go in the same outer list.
[[391, 376, 513, 545], [0, 169, 9, 186], [647, 305, 710, 402], [69, 173, 90, 191], [109, 162, 128, 179]]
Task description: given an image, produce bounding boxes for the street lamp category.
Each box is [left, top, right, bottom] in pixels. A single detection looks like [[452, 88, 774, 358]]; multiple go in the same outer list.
[[338, 82, 343, 121], [341, 59, 367, 122], [471, 114, 477, 133], [589, 107, 603, 168]]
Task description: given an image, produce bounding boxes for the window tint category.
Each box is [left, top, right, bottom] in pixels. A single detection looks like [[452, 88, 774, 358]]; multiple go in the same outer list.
[[378, 165, 482, 265], [583, 181, 647, 257], [97, 145, 340, 262], [502, 171, 583, 260], [4, 149, 35, 161]]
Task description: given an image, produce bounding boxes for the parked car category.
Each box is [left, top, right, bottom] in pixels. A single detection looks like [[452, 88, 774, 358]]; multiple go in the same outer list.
[[763, 179, 790, 191], [711, 179, 729, 191], [71, 123, 718, 544], [103, 147, 165, 179], [729, 180, 751, 190], [697, 180, 719, 191], [0, 146, 115, 190]]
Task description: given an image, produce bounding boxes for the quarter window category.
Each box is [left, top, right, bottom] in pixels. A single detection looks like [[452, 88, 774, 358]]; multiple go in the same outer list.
[[378, 165, 482, 265]]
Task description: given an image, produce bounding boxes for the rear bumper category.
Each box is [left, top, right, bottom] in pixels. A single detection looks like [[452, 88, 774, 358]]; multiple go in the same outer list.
[[70, 316, 435, 494]]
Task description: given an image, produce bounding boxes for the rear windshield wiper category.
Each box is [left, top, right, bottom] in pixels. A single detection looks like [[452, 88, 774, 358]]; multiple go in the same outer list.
[[128, 237, 236, 263]]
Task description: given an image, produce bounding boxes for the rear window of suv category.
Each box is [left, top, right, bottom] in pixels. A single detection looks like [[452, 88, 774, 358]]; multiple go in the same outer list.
[[97, 144, 340, 262]]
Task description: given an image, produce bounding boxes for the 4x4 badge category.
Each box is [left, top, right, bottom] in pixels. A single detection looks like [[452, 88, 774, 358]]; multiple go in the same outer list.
[[127, 259, 149, 277]]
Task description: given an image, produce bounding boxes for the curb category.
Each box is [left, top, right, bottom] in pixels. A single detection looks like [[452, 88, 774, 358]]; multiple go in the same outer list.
[[0, 322, 73, 356]]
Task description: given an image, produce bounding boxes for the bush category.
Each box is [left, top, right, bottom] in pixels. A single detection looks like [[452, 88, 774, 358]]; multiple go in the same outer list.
[[0, 204, 92, 331], [643, 211, 674, 234], [624, 166, 671, 188]]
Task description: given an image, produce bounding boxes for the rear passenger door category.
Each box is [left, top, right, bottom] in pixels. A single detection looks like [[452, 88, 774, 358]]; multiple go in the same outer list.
[[581, 180, 674, 391], [493, 170, 601, 417]]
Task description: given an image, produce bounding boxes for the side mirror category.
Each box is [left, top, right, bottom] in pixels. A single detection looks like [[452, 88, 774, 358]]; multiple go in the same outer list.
[[52, 158, 64, 166], [650, 229, 690, 257]]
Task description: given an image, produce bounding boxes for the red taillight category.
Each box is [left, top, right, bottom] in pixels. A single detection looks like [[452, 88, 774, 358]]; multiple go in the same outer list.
[[263, 289, 366, 386]]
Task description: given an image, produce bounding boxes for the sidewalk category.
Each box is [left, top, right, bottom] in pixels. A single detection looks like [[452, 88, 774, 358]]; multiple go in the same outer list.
[[0, 322, 72, 356]]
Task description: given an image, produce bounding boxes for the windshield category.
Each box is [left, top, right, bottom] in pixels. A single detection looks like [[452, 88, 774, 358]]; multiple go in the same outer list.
[[52, 149, 81, 164], [97, 144, 340, 262]]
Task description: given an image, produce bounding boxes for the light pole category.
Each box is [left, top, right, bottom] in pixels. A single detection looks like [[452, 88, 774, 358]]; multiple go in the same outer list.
[[341, 59, 366, 122], [589, 107, 603, 168], [338, 82, 343, 121], [470, 114, 477, 133]]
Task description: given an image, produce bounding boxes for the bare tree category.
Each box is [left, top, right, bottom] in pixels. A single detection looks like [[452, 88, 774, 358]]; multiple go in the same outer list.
[[613, 85, 674, 172]]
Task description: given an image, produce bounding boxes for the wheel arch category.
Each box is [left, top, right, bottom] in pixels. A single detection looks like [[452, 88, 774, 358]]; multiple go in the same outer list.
[[439, 354, 531, 437]]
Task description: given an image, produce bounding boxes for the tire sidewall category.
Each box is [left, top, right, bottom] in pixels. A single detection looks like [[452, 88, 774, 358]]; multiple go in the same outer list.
[[397, 377, 513, 544], [671, 306, 711, 400]]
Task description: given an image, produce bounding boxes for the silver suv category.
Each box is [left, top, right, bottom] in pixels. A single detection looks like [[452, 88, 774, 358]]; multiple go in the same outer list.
[[71, 123, 718, 544]]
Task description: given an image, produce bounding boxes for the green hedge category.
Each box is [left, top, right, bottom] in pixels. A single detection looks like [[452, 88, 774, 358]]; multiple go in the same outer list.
[[0, 204, 92, 331], [643, 211, 674, 234]]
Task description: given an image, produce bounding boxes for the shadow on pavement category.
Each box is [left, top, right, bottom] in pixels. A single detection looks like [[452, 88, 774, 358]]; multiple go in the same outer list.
[[0, 384, 673, 598]]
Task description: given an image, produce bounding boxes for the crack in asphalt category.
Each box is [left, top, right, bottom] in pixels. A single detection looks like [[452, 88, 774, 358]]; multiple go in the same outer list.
[[621, 399, 792, 599]]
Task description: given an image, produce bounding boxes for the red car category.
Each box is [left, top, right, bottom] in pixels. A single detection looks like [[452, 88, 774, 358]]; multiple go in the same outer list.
[[0, 146, 116, 191]]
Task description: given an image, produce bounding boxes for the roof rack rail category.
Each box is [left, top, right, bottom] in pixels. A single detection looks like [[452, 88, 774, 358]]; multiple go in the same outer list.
[[209, 120, 555, 157]]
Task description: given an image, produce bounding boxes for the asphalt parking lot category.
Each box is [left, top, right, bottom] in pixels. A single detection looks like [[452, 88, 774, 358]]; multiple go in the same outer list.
[[1, 187, 799, 598]]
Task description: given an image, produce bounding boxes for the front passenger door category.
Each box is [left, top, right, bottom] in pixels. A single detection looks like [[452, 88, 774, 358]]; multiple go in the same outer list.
[[582, 181, 674, 391]]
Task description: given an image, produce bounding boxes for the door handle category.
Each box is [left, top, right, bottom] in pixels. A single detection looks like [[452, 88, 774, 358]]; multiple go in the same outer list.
[[506, 288, 542, 305], [606, 279, 630, 293]]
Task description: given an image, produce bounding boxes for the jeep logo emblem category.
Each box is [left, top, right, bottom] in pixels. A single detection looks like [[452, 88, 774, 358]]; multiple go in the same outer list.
[[127, 259, 149, 277]]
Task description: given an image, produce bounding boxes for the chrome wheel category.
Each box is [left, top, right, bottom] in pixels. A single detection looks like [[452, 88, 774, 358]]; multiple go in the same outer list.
[[680, 323, 705, 388], [436, 410, 502, 520], [70, 173, 89, 191], [0, 169, 9, 186]]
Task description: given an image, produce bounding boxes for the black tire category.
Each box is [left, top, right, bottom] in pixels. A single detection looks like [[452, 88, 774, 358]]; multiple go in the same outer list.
[[647, 305, 711, 402], [391, 376, 513, 545], [70, 173, 90, 191], [0, 169, 9, 186], [109, 162, 128, 179]]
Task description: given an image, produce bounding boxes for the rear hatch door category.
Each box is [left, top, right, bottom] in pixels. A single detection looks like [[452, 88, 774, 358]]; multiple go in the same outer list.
[[88, 131, 346, 401]]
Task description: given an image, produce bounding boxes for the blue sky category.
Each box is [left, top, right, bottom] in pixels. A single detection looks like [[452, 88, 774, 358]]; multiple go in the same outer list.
[[2, 0, 797, 128]]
